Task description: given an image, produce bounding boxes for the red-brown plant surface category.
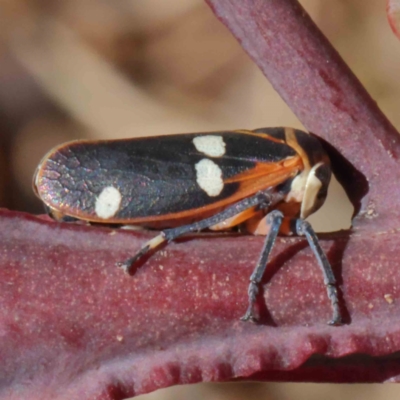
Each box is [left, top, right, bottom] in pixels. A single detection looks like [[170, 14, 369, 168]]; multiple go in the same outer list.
[[1, 1, 400, 399]]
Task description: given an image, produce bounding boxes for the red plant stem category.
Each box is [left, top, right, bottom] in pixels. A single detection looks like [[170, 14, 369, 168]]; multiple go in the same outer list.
[[205, 0, 400, 229], [3, 209, 400, 398]]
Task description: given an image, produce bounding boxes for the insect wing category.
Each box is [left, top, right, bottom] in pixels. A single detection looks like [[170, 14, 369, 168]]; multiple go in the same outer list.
[[34, 130, 302, 224]]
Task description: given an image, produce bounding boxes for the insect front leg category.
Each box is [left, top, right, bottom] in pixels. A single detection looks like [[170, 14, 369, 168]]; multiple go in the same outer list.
[[117, 191, 274, 274], [242, 215, 343, 325], [295, 219, 343, 326], [241, 210, 284, 322]]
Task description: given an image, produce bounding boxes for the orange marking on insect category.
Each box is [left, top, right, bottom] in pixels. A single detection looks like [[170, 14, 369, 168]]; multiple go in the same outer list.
[[209, 206, 259, 231]]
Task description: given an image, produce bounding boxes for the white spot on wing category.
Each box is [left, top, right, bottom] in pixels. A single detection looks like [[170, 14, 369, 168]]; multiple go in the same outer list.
[[95, 186, 122, 219], [195, 158, 224, 196], [193, 135, 226, 157]]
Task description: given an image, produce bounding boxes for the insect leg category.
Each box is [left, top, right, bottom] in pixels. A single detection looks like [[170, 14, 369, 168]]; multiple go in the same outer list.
[[118, 191, 274, 273], [44, 205, 78, 222], [241, 210, 283, 322], [295, 219, 343, 326]]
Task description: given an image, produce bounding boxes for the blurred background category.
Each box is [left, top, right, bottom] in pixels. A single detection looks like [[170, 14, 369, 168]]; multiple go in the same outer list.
[[0, 0, 399, 399]]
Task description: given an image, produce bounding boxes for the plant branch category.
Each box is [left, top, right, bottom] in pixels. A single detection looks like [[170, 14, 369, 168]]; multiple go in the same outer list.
[[2, 210, 400, 400]]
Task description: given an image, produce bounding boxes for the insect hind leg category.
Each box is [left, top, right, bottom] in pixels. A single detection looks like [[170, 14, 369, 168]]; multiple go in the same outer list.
[[117, 234, 166, 273], [117, 191, 273, 274]]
